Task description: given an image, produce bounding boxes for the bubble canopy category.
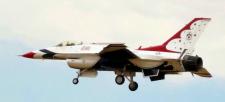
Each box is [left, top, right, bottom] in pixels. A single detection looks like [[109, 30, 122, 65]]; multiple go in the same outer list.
[[55, 41, 83, 47]]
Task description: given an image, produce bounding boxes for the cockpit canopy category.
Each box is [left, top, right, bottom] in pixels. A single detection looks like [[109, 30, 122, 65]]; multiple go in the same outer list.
[[56, 41, 83, 47]]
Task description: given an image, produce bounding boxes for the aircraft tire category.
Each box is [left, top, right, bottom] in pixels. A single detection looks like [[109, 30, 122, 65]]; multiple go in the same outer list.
[[129, 82, 138, 91], [115, 75, 125, 85], [72, 78, 79, 84]]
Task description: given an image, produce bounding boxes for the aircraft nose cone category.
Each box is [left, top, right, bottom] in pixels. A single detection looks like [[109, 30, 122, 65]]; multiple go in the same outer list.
[[22, 52, 35, 58]]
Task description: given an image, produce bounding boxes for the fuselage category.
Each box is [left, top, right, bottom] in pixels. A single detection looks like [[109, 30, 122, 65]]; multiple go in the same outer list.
[[23, 43, 181, 69]]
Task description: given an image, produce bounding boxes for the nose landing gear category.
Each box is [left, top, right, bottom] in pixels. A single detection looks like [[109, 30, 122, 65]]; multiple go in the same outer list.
[[72, 71, 80, 85], [72, 69, 89, 85]]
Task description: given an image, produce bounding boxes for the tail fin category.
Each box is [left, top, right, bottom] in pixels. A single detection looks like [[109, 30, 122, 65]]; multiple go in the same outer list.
[[139, 18, 211, 54]]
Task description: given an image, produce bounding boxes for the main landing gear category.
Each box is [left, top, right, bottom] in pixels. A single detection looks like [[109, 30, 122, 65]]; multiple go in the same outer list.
[[129, 81, 138, 91], [115, 70, 138, 91], [126, 75, 138, 91]]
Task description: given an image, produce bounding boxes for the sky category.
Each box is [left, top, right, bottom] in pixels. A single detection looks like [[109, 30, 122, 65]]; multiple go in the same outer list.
[[1, 0, 225, 102]]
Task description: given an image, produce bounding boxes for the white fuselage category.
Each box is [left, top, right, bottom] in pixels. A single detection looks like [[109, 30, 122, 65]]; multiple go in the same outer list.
[[32, 43, 181, 69]]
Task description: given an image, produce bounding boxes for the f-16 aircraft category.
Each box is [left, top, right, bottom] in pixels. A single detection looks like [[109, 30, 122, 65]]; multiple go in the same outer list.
[[22, 18, 212, 91]]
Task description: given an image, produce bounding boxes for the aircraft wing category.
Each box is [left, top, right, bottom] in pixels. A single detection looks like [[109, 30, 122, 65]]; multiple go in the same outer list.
[[95, 43, 141, 72], [98, 43, 184, 71], [99, 43, 138, 58]]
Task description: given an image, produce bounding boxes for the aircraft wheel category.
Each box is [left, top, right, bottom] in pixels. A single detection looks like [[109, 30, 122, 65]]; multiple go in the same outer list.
[[129, 82, 138, 91], [115, 75, 125, 85], [72, 78, 79, 85]]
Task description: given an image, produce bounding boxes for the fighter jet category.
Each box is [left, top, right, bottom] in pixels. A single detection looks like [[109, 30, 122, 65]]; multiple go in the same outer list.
[[22, 18, 212, 91]]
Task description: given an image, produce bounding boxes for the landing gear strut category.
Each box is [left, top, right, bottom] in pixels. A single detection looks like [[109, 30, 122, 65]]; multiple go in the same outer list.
[[72, 69, 88, 85]]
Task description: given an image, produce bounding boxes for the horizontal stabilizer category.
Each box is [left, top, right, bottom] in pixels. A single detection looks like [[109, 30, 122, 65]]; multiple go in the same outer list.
[[193, 68, 212, 78]]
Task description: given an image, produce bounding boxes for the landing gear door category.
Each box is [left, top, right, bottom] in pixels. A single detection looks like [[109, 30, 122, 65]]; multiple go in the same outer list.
[[143, 69, 159, 77]]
